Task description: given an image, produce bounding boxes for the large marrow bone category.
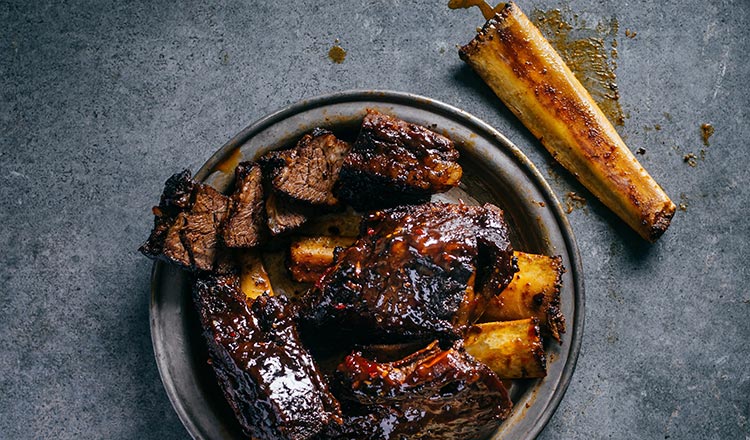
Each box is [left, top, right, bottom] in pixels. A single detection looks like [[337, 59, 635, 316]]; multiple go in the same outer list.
[[459, 2, 675, 241]]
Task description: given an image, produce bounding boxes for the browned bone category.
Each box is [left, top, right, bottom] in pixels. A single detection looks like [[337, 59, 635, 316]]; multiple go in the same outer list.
[[460, 2, 675, 241]]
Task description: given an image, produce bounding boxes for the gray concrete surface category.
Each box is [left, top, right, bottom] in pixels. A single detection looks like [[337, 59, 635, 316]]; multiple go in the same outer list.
[[1, 0, 748, 439]]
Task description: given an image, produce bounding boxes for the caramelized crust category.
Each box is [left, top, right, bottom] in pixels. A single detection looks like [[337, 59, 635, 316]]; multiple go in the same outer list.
[[336, 110, 462, 210], [299, 202, 515, 344], [139, 170, 230, 271], [325, 341, 512, 439], [193, 274, 342, 440]]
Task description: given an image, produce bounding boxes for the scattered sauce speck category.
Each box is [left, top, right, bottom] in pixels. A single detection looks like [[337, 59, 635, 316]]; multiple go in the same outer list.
[[625, 28, 637, 38], [678, 194, 689, 211], [636, 147, 646, 155], [683, 153, 697, 167], [328, 42, 347, 64], [564, 191, 587, 214], [700, 123, 714, 146]]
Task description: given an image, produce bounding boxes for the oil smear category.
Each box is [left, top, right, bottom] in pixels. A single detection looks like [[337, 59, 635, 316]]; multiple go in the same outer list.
[[216, 148, 243, 174], [530, 8, 625, 126]]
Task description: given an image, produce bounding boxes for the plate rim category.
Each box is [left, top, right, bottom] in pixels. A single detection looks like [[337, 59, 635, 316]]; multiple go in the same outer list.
[[149, 89, 585, 440]]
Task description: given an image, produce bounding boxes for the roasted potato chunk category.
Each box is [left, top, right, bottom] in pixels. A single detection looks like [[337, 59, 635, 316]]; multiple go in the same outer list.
[[481, 251, 565, 342], [465, 318, 546, 379], [239, 251, 274, 301]]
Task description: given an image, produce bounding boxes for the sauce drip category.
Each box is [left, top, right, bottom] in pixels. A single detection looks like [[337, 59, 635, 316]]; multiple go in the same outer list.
[[215, 148, 243, 174], [700, 123, 714, 146], [447, 0, 506, 21], [531, 8, 625, 126]]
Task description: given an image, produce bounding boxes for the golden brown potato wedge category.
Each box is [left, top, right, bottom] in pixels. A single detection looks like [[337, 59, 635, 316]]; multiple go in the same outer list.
[[288, 235, 356, 283], [465, 318, 546, 379], [459, 2, 675, 241], [481, 251, 565, 342], [239, 251, 274, 301]]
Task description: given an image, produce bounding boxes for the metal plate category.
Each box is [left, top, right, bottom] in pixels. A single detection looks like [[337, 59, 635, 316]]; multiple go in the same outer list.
[[150, 90, 584, 440]]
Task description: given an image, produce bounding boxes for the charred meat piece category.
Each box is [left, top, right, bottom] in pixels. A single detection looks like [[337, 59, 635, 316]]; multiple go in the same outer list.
[[260, 128, 351, 206], [139, 170, 230, 271], [299, 202, 516, 344], [336, 110, 463, 210], [193, 274, 342, 440], [265, 191, 312, 236], [139, 170, 195, 258], [222, 162, 265, 248], [325, 341, 512, 439]]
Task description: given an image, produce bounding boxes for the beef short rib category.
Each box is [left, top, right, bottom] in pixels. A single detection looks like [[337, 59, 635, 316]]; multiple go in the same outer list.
[[193, 274, 342, 440], [139, 170, 230, 271], [336, 110, 462, 210], [325, 341, 512, 439], [299, 202, 516, 344], [222, 161, 265, 248]]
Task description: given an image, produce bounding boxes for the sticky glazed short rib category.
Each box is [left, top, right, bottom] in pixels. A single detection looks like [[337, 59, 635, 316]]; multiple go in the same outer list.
[[193, 274, 342, 440], [139, 170, 230, 271], [300, 202, 517, 343], [336, 110, 463, 210], [324, 341, 512, 439]]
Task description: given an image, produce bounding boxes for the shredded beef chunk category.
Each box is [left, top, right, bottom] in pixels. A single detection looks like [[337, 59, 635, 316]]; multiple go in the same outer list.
[[260, 128, 351, 206], [193, 274, 342, 440], [139, 170, 229, 271], [299, 202, 516, 344], [265, 191, 312, 236], [336, 110, 463, 211], [222, 162, 265, 248], [323, 341, 512, 440]]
